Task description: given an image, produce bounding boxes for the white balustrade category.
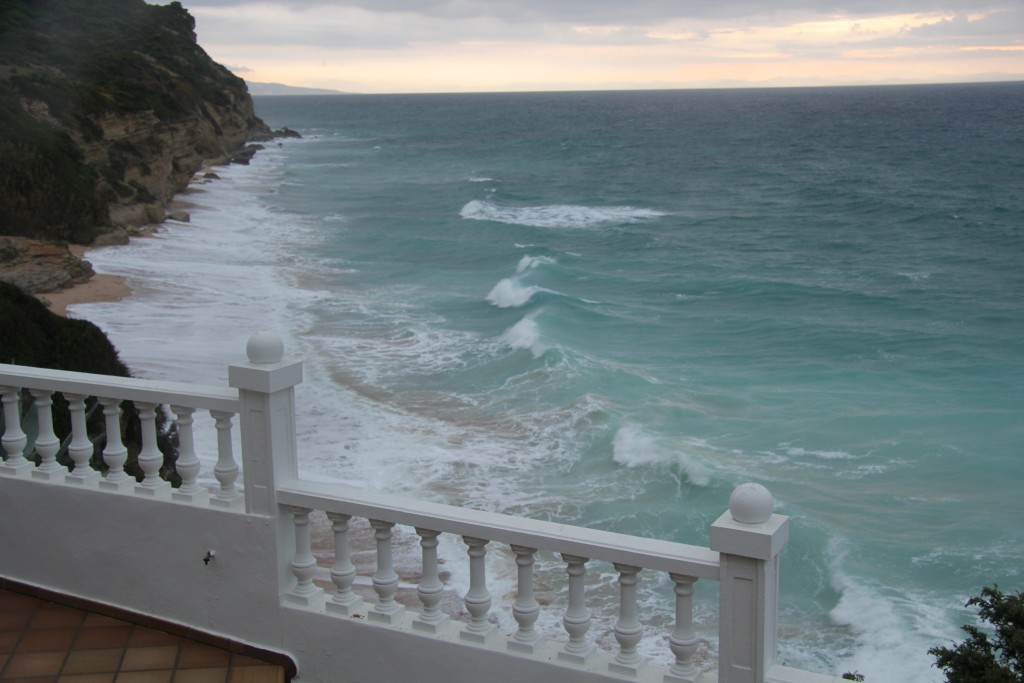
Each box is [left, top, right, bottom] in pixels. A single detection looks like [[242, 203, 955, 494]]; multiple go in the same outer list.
[[134, 402, 170, 497], [210, 410, 242, 508], [413, 528, 449, 632], [461, 536, 497, 643], [665, 574, 700, 682], [0, 386, 31, 475], [285, 505, 324, 608], [2, 334, 840, 683], [63, 393, 99, 485], [559, 553, 595, 664], [369, 519, 405, 623], [610, 563, 644, 676], [98, 397, 131, 491], [29, 389, 62, 480], [508, 544, 543, 653], [325, 512, 363, 615]]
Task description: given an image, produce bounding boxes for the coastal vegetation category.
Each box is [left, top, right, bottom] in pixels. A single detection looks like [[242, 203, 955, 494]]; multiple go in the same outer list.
[[0, 0, 269, 481], [0, 281, 180, 483], [0, 0, 266, 245], [930, 586, 1024, 683]]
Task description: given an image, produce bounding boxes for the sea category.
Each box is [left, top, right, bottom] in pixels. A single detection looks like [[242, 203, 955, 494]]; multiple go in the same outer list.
[[72, 82, 1024, 682]]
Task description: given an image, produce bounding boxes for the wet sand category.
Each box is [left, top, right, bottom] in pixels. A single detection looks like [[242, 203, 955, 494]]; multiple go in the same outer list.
[[41, 245, 132, 317]]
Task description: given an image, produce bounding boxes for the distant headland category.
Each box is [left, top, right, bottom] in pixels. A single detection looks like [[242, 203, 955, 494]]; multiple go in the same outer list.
[[245, 81, 350, 96]]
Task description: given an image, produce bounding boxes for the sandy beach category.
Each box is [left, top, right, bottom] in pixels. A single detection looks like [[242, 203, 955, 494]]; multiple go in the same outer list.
[[41, 244, 132, 317]]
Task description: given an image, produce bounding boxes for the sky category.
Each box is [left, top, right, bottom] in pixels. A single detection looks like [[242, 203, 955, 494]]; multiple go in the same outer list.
[[171, 0, 1024, 93]]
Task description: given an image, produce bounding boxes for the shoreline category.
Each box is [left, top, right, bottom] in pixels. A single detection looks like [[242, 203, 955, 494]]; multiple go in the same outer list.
[[41, 245, 133, 317], [43, 180, 211, 319]]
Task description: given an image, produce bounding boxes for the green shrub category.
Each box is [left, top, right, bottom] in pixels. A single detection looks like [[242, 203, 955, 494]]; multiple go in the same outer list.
[[930, 586, 1024, 683]]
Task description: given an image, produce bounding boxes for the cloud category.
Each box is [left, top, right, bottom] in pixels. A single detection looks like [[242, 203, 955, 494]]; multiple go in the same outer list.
[[178, 0, 1004, 24], [171, 0, 1024, 92]]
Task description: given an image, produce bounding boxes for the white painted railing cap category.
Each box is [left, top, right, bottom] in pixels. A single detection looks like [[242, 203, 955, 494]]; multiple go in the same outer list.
[[229, 331, 303, 393], [710, 484, 790, 559], [246, 331, 285, 364], [729, 483, 773, 524]]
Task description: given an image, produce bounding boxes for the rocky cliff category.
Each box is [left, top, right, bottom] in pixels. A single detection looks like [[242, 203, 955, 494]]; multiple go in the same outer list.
[[0, 0, 281, 295]]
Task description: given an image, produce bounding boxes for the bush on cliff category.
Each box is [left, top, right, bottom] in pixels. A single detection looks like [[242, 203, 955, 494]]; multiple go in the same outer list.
[[0, 88, 104, 243], [0, 280, 179, 484], [930, 585, 1024, 683]]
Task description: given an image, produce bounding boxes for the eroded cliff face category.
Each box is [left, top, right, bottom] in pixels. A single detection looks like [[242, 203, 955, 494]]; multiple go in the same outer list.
[[0, 0, 276, 294], [78, 89, 269, 229]]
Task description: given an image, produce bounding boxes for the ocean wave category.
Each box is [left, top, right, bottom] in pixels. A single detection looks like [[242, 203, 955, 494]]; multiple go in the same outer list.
[[460, 199, 667, 229], [499, 316, 547, 357], [611, 425, 711, 487], [827, 539, 961, 683], [487, 278, 547, 308], [516, 254, 557, 273]]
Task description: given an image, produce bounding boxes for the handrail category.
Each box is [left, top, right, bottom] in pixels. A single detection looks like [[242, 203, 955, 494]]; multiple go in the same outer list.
[[0, 363, 240, 413], [278, 479, 721, 579]]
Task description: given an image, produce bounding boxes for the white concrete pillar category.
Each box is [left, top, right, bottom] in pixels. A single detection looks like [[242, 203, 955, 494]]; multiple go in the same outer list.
[[210, 410, 242, 508], [710, 483, 789, 683], [29, 389, 62, 480], [0, 385, 31, 476], [228, 330, 303, 516], [413, 528, 449, 632], [134, 401, 170, 497], [228, 331, 303, 599], [63, 393, 99, 485], [98, 397, 132, 491]]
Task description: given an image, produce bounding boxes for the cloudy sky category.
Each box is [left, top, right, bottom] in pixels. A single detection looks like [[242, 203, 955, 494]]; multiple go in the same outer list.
[[174, 0, 1024, 92]]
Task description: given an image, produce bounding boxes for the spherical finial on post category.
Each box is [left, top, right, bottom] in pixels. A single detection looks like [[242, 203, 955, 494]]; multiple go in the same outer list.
[[246, 330, 284, 365], [729, 483, 774, 524]]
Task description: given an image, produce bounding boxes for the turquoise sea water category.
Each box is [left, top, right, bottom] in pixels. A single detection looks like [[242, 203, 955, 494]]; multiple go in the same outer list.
[[78, 83, 1024, 681]]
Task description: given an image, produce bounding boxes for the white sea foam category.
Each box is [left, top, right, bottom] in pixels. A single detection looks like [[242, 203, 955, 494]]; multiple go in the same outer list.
[[486, 278, 544, 308], [515, 254, 557, 273], [460, 199, 667, 229], [499, 316, 546, 357], [611, 425, 712, 487], [785, 446, 857, 460], [826, 539, 960, 683]]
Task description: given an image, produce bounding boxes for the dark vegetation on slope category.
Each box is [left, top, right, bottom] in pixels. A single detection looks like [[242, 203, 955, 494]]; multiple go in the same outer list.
[[0, 0, 269, 244], [0, 280, 180, 484]]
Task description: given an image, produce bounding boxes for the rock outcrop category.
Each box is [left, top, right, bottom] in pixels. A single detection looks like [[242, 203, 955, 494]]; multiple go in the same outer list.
[[0, 237, 94, 294]]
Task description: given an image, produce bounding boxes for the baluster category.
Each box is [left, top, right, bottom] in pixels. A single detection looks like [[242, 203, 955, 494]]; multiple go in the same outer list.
[[368, 519, 405, 624], [558, 553, 595, 664], [28, 389, 61, 480], [209, 410, 242, 508], [411, 528, 449, 632], [284, 506, 325, 608], [63, 393, 99, 485], [97, 397, 132, 491], [460, 536, 497, 643], [508, 545, 544, 652], [665, 574, 700, 683], [0, 386, 31, 475], [325, 512, 363, 616], [610, 563, 645, 676], [134, 402, 170, 496], [171, 406, 208, 504]]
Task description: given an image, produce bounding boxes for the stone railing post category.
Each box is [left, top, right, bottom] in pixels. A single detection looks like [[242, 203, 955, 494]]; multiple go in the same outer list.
[[228, 331, 303, 516], [710, 483, 789, 683], [228, 331, 303, 598]]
